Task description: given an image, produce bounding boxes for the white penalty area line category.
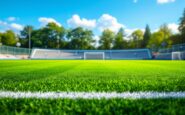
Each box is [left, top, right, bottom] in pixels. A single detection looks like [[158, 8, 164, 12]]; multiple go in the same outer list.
[[1, 91, 185, 99]]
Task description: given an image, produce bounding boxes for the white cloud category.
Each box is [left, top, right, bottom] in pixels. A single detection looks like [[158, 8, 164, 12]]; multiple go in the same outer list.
[[38, 17, 61, 27], [10, 23, 24, 31], [153, 23, 179, 34], [7, 17, 17, 21], [67, 14, 96, 29], [0, 20, 8, 26], [97, 14, 125, 32], [0, 20, 24, 32], [168, 23, 179, 34], [157, 0, 175, 4]]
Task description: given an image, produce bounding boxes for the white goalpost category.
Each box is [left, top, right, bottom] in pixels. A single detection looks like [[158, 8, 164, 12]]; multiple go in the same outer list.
[[84, 52, 105, 60], [172, 52, 182, 60]]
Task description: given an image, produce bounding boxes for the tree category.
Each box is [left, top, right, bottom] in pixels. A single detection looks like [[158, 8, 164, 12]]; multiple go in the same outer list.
[[158, 24, 173, 48], [179, 8, 185, 43], [1, 30, 17, 46], [20, 25, 34, 48], [159, 24, 172, 39], [147, 30, 172, 51], [28, 22, 66, 48], [21, 25, 33, 38], [99, 29, 115, 49], [0, 32, 2, 45], [142, 25, 151, 48], [169, 34, 182, 45], [113, 28, 127, 49], [131, 29, 143, 48], [44, 22, 65, 48], [67, 27, 94, 49]]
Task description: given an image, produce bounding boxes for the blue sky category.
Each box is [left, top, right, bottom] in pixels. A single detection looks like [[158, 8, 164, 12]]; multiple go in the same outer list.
[[0, 0, 185, 37]]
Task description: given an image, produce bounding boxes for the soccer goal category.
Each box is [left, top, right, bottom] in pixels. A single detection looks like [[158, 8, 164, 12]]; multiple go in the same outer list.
[[172, 52, 182, 60], [84, 52, 105, 60]]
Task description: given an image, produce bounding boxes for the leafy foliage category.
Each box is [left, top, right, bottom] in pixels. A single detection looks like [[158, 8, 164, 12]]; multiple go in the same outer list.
[[142, 25, 151, 48], [113, 28, 127, 49], [131, 29, 144, 48], [99, 29, 115, 49], [179, 8, 185, 43], [66, 27, 94, 49], [1, 30, 17, 46]]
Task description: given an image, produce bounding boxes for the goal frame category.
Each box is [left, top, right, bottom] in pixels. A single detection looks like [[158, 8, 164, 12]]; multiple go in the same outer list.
[[172, 52, 182, 60], [84, 52, 105, 60]]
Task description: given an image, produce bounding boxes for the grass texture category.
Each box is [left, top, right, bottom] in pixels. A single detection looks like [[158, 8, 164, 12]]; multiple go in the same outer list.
[[0, 60, 185, 92], [0, 60, 185, 114]]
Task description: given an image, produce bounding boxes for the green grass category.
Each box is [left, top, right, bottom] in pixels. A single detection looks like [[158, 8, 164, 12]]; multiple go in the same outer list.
[[0, 60, 185, 92], [0, 60, 185, 114], [1, 98, 185, 114]]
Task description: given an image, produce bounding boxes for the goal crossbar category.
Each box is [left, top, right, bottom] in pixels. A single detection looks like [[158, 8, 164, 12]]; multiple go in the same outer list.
[[84, 52, 105, 60]]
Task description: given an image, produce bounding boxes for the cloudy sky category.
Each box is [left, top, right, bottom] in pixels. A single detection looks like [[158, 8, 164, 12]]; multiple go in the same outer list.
[[0, 0, 185, 38]]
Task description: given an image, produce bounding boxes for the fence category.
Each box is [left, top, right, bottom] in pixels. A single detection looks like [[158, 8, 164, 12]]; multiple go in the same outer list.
[[31, 48, 152, 60], [155, 43, 185, 60], [158, 43, 185, 53], [0, 45, 31, 56]]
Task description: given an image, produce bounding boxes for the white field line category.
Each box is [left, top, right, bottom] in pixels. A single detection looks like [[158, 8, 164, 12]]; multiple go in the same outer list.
[[0, 91, 185, 99]]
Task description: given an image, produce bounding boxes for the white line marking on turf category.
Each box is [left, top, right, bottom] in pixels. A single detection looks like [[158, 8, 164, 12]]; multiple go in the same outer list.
[[0, 91, 185, 99]]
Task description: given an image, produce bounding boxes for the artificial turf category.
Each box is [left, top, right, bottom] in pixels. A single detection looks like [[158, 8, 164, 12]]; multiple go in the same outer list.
[[0, 60, 185, 92], [0, 60, 185, 114], [1, 98, 185, 114]]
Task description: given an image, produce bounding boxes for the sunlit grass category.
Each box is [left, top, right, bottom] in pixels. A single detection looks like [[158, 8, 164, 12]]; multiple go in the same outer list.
[[0, 60, 185, 92], [0, 60, 185, 114]]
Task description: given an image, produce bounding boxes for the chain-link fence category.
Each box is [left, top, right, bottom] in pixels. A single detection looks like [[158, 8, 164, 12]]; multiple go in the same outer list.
[[0, 45, 31, 56], [155, 43, 185, 60]]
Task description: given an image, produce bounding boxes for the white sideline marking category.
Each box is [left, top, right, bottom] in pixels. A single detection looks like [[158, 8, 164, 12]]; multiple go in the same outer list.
[[0, 91, 185, 99]]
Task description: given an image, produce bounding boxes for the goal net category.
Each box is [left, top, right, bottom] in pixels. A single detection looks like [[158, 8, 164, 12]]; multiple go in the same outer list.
[[172, 52, 183, 60], [84, 52, 105, 60]]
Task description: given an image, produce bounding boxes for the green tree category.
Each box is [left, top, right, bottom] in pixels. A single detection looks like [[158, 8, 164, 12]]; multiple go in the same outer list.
[[0, 32, 2, 45], [131, 29, 143, 48], [20, 25, 34, 48], [44, 22, 65, 48], [99, 29, 115, 49], [142, 25, 151, 48], [159, 24, 172, 39], [67, 27, 94, 49], [179, 8, 185, 43], [169, 34, 182, 45], [147, 31, 164, 50], [28, 23, 65, 48], [20, 25, 33, 38], [113, 28, 127, 49], [1, 30, 17, 46], [158, 24, 173, 48]]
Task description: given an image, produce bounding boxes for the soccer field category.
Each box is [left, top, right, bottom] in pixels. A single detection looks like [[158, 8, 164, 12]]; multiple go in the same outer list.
[[0, 60, 185, 114]]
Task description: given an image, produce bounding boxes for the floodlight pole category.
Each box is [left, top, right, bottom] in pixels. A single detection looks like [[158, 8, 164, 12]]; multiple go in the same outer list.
[[57, 36, 60, 49], [28, 27, 31, 56]]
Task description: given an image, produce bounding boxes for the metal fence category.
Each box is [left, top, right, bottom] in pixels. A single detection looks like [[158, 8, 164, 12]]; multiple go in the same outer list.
[[155, 43, 185, 60], [0, 45, 31, 56], [31, 48, 152, 60], [158, 43, 185, 53]]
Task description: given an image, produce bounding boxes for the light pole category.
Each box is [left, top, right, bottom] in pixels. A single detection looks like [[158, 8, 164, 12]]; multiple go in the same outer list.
[[28, 27, 31, 55], [57, 35, 60, 49]]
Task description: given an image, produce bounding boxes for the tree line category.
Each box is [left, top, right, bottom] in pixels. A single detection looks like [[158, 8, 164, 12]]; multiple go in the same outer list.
[[0, 9, 185, 51]]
